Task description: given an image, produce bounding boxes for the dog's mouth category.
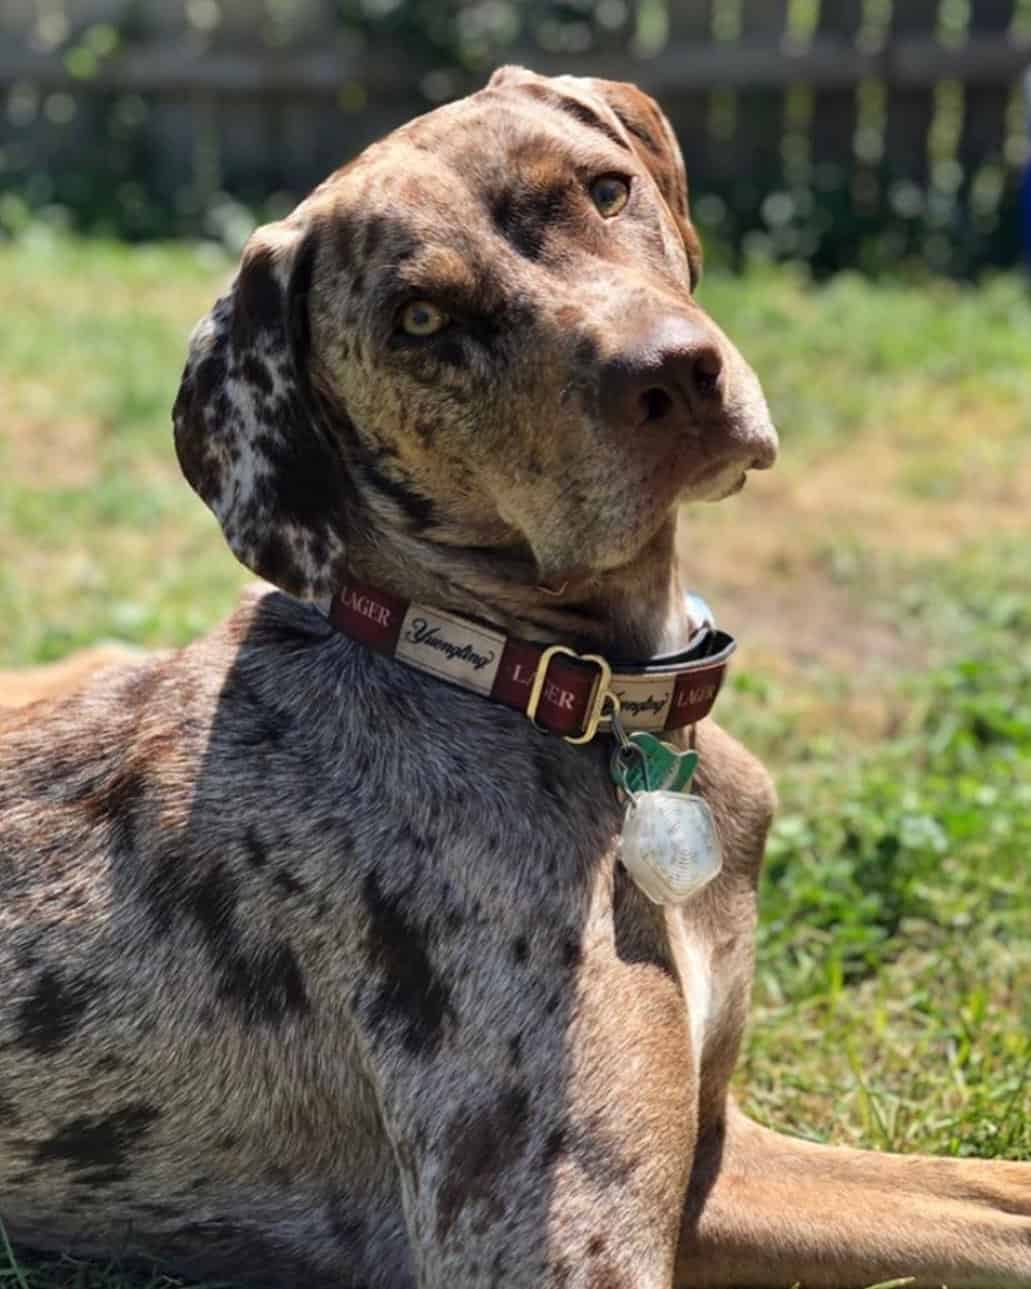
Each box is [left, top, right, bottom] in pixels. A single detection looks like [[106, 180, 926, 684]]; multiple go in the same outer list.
[[682, 464, 753, 505], [686, 417, 779, 503]]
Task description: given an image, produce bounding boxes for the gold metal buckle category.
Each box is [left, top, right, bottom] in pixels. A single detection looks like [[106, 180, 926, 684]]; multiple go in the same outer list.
[[525, 645, 615, 745]]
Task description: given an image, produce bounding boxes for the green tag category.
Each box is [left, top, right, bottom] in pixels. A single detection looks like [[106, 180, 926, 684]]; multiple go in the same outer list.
[[612, 732, 699, 796]]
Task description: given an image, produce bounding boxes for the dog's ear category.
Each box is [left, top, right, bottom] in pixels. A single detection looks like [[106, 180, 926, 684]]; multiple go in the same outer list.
[[581, 78, 703, 287], [173, 217, 351, 601]]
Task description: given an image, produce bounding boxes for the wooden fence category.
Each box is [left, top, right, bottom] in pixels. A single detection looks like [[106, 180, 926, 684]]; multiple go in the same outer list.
[[1, 1, 1029, 272]]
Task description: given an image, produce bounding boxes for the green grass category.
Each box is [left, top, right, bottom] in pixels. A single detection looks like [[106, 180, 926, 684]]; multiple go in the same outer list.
[[1, 232, 1029, 1285], [0, 232, 245, 664]]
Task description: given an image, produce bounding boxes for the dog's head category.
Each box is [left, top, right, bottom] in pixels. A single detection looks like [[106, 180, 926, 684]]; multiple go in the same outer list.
[[174, 68, 777, 602]]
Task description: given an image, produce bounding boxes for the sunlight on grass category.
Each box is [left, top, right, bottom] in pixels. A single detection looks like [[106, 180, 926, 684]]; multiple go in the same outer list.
[[0, 233, 247, 664]]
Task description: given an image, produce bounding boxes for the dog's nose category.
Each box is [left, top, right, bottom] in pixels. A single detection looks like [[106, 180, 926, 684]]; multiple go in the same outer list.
[[600, 318, 726, 433]]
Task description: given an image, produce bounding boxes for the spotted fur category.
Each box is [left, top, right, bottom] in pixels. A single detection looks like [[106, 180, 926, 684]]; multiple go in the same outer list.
[[173, 67, 774, 617], [3, 69, 1029, 1289]]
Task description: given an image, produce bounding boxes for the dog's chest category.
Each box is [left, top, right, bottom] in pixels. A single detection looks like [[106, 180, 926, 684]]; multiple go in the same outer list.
[[664, 898, 738, 1069], [236, 623, 741, 1056], [677, 931, 716, 1066]]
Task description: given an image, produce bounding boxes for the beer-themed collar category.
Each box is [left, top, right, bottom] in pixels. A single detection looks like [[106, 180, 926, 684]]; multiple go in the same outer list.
[[326, 576, 735, 744]]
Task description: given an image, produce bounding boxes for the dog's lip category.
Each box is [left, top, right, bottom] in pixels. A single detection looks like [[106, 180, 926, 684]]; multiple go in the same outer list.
[[680, 458, 751, 501], [707, 472, 747, 501]]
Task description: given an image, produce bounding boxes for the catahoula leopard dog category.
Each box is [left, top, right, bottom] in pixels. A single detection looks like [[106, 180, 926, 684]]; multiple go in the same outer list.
[[1, 67, 1028, 1289]]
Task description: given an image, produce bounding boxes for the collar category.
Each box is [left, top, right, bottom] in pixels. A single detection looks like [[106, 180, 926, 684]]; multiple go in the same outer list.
[[327, 576, 736, 744]]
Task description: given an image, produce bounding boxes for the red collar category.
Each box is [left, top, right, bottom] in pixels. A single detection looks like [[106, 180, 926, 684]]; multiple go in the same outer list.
[[328, 577, 735, 744]]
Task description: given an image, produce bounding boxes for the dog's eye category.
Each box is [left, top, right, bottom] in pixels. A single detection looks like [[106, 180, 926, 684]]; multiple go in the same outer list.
[[400, 301, 450, 337], [590, 175, 630, 218]]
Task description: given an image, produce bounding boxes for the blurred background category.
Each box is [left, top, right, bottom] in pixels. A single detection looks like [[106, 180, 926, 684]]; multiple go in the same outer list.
[[1, 0, 1031, 273], [0, 10, 1029, 1273]]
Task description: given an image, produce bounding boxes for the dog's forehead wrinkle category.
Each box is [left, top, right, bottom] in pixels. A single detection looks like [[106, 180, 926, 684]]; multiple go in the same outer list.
[[499, 80, 635, 155], [327, 150, 637, 306], [325, 191, 497, 300], [384, 248, 493, 305], [383, 99, 630, 201]]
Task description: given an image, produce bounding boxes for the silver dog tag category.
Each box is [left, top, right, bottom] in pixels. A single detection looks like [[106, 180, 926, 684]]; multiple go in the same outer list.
[[619, 790, 723, 906]]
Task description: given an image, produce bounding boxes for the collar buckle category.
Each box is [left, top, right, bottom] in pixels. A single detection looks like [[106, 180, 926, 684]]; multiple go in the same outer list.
[[525, 644, 615, 745]]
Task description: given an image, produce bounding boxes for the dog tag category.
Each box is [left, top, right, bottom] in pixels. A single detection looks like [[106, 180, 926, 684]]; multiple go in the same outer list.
[[615, 731, 698, 797], [619, 791, 723, 906]]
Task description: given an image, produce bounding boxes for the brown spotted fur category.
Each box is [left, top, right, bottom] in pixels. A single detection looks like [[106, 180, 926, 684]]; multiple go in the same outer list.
[[0, 68, 1028, 1289], [0, 645, 148, 713]]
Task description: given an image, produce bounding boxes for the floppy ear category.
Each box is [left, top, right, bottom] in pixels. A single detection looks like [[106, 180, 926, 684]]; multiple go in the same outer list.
[[172, 217, 351, 601], [582, 77, 703, 286]]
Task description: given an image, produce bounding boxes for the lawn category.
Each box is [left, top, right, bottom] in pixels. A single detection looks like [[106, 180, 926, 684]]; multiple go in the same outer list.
[[0, 232, 1029, 1286]]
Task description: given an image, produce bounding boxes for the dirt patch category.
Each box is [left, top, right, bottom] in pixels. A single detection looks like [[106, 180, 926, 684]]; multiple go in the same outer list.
[[682, 406, 1031, 680], [1, 408, 104, 488]]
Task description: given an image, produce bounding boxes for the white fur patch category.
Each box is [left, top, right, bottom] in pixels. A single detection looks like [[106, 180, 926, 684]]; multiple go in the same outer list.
[[666, 912, 715, 1071], [680, 935, 712, 1068]]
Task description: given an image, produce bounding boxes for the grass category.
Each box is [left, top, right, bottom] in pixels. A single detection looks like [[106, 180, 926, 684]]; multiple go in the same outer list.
[[0, 231, 1029, 1284]]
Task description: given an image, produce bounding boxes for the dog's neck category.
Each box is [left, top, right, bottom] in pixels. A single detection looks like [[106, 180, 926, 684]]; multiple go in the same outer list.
[[342, 517, 695, 660]]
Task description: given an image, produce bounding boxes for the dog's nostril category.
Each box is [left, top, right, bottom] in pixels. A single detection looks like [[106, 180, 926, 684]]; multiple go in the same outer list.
[[691, 348, 723, 399], [640, 387, 674, 424]]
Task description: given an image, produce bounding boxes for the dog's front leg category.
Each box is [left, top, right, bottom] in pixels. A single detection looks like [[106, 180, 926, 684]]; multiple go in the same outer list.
[[677, 1099, 1031, 1288], [357, 898, 696, 1289]]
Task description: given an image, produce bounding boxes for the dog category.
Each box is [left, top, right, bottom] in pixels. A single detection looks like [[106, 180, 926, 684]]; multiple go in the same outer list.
[[0, 645, 148, 714], [1, 67, 1028, 1289]]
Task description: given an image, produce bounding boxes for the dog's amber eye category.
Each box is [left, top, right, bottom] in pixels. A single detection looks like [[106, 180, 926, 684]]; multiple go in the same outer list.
[[400, 301, 450, 337], [590, 175, 630, 218]]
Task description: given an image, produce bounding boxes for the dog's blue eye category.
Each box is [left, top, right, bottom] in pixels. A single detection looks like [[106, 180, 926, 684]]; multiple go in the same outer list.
[[590, 175, 630, 218], [400, 301, 450, 337]]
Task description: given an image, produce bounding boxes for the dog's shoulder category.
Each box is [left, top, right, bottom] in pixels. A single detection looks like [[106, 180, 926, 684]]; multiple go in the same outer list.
[[692, 717, 777, 869], [0, 580, 623, 931]]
